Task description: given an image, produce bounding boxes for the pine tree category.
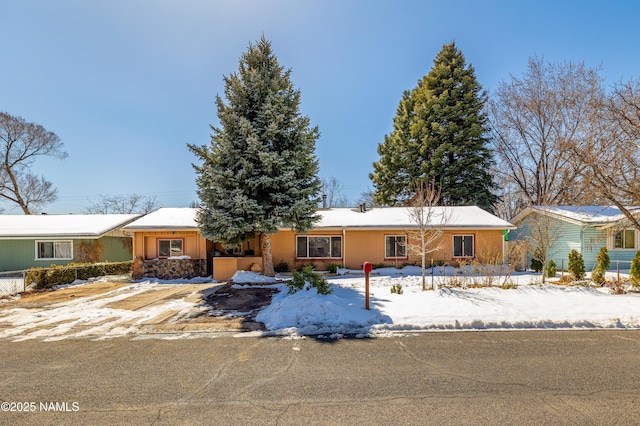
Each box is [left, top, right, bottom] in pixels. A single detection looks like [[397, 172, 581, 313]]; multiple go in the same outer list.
[[189, 36, 321, 277], [370, 42, 498, 211]]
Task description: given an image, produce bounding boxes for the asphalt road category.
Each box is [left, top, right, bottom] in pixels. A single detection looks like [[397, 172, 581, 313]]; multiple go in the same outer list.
[[2, 330, 640, 425]]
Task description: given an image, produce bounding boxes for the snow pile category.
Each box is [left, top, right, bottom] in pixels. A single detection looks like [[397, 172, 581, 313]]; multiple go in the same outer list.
[[231, 270, 280, 284]]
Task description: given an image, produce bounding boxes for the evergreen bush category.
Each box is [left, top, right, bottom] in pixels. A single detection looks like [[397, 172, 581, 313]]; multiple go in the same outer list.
[[630, 250, 640, 286], [590, 247, 610, 285], [530, 258, 543, 273], [591, 268, 606, 285], [596, 247, 611, 271], [545, 259, 557, 278], [25, 261, 132, 289], [287, 266, 332, 295], [274, 260, 290, 273], [567, 249, 585, 281]]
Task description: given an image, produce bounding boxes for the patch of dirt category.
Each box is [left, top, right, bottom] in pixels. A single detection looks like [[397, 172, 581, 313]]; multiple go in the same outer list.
[[203, 283, 280, 330]]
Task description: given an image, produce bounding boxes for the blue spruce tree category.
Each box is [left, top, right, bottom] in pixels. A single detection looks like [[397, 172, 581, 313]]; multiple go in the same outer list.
[[189, 36, 321, 276]]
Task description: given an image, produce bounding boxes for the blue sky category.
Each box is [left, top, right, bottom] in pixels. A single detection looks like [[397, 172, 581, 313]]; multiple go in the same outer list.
[[1, 0, 639, 214]]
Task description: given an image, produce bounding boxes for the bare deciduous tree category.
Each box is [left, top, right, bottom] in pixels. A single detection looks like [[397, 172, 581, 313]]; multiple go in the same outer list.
[[320, 176, 349, 208], [406, 179, 451, 290], [84, 194, 159, 214], [488, 57, 603, 207], [356, 188, 383, 209], [0, 112, 67, 214], [520, 210, 562, 283], [570, 78, 640, 230]]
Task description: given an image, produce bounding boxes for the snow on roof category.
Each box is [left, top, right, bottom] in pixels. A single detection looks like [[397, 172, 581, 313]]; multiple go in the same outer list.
[[123, 206, 514, 231], [515, 206, 640, 226], [0, 214, 141, 239], [315, 206, 515, 229], [123, 208, 198, 230]]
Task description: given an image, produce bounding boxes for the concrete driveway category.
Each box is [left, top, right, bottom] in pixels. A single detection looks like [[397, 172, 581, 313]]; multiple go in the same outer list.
[[0, 280, 266, 341]]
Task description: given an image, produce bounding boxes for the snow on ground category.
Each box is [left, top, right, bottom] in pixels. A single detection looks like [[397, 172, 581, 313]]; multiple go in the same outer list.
[[256, 266, 640, 338], [2, 267, 640, 341], [0, 280, 210, 342]]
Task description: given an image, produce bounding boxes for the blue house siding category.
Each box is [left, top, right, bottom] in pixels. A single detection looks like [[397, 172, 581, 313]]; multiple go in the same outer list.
[[0, 237, 132, 272], [512, 208, 639, 272]]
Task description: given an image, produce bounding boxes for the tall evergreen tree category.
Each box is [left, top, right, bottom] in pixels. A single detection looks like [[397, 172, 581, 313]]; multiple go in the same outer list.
[[370, 42, 498, 211], [189, 36, 321, 276]]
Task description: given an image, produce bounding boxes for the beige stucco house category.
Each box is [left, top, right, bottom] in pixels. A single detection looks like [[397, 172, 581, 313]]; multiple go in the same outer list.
[[123, 206, 515, 281]]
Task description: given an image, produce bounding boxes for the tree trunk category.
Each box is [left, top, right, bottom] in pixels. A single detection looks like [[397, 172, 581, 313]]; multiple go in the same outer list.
[[261, 233, 275, 277]]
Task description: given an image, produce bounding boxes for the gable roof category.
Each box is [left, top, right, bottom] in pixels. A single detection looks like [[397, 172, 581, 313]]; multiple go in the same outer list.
[[0, 214, 141, 239], [123, 206, 514, 232], [510, 206, 640, 227]]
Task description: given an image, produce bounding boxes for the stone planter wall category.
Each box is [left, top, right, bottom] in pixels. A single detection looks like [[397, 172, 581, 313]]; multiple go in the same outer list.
[[133, 258, 207, 280]]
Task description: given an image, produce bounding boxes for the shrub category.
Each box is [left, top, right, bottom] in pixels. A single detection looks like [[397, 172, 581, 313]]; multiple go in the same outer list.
[[545, 259, 557, 278], [530, 258, 543, 273], [274, 260, 290, 273], [591, 267, 606, 285], [567, 249, 585, 281], [596, 247, 611, 271], [390, 283, 403, 294], [76, 240, 105, 263], [287, 266, 332, 295], [327, 263, 340, 274], [297, 262, 317, 271], [26, 261, 132, 289], [591, 246, 610, 285], [630, 250, 640, 286]]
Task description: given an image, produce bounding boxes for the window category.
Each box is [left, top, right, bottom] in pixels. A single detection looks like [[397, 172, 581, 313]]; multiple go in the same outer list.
[[614, 229, 636, 249], [158, 239, 183, 258], [36, 241, 73, 260], [296, 236, 342, 258], [385, 235, 407, 258], [453, 235, 474, 258]]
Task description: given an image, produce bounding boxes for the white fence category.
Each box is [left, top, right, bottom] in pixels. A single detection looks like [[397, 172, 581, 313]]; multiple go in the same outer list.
[[0, 271, 26, 296]]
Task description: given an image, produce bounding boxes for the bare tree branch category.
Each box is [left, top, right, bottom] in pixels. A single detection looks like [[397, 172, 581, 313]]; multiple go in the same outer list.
[[84, 194, 159, 214], [488, 57, 603, 207], [0, 112, 66, 214], [406, 178, 452, 290]]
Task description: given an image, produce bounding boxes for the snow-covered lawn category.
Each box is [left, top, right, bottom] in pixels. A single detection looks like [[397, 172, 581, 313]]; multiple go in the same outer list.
[[2, 268, 640, 341], [230, 267, 640, 338]]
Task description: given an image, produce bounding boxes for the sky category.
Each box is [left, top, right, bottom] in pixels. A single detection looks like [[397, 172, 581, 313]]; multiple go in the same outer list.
[[2, 0, 640, 214]]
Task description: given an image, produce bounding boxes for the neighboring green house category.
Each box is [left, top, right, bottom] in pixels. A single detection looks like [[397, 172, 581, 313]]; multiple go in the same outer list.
[[0, 214, 141, 272], [510, 206, 640, 271]]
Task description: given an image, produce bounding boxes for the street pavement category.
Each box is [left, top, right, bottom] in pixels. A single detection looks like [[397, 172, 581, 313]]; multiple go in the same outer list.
[[2, 330, 640, 425]]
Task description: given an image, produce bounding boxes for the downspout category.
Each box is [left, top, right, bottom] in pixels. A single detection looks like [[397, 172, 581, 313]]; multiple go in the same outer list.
[[342, 228, 346, 269]]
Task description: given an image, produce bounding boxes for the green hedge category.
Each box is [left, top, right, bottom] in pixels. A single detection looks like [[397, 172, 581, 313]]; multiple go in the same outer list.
[[26, 261, 133, 289]]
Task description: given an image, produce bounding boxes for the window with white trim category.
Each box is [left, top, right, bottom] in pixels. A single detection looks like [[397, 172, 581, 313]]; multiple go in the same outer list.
[[296, 236, 342, 258], [385, 235, 407, 258], [453, 235, 474, 258], [158, 239, 184, 258], [613, 229, 636, 250], [36, 240, 73, 260]]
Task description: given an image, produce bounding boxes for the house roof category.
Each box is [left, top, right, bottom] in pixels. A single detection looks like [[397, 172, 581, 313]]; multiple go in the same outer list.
[[510, 205, 640, 227], [0, 214, 141, 239], [124, 206, 515, 232], [314, 206, 515, 230], [123, 208, 198, 230]]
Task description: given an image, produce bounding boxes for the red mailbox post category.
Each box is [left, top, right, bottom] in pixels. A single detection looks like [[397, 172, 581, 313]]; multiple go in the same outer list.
[[363, 261, 372, 310]]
